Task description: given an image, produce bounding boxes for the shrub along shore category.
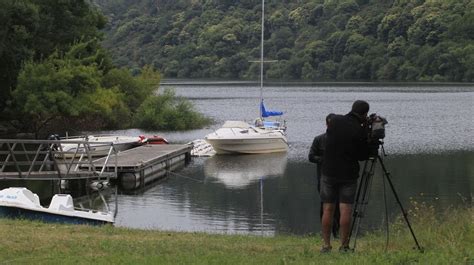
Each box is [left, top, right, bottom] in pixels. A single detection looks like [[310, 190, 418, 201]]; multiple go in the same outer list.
[[0, 206, 472, 264]]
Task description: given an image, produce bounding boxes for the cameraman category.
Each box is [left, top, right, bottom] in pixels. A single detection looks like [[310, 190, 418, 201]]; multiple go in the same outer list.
[[308, 113, 336, 188], [308, 113, 340, 237], [319, 100, 370, 253]]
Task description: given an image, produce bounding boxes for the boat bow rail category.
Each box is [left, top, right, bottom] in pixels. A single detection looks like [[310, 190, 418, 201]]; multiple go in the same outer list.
[[0, 139, 118, 181]]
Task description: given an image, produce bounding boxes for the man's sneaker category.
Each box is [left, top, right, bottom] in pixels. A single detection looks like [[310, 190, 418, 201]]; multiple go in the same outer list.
[[339, 245, 353, 253], [320, 245, 332, 253]]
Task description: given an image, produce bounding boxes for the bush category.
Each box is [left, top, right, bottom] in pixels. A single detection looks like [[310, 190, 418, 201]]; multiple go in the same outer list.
[[133, 89, 212, 130]]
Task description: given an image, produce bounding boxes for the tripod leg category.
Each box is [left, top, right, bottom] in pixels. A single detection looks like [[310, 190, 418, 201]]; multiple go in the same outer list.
[[353, 161, 369, 214], [348, 158, 377, 249], [348, 161, 368, 242], [377, 156, 424, 253]]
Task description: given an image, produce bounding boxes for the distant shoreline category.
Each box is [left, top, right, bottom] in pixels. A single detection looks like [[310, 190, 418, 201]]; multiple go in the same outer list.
[[161, 79, 474, 87]]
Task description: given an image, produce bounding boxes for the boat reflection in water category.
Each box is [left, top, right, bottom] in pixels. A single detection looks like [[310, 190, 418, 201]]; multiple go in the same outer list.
[[204, 153, 287, 235], [204, 153, 287, 189]]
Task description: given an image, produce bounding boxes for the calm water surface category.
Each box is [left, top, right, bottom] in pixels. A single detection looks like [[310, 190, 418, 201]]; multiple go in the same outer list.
[[97, 84, 473, 235]]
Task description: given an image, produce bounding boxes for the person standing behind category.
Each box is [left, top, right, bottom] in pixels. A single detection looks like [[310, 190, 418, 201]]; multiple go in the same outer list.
[[308, 113, 340, 237], [320, 100, 370, 253]]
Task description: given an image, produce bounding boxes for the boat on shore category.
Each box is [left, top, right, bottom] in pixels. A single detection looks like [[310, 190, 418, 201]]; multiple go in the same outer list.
[[0, 187, 114, 225]]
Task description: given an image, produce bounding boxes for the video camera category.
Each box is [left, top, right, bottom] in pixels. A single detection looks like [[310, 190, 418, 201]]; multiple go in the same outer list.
[[367, 114, 388, 156], [367, 113, 388, 140]]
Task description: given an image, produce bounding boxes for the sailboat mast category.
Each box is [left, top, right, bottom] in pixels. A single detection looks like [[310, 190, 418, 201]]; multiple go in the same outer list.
[[259, 0, 265, 119]]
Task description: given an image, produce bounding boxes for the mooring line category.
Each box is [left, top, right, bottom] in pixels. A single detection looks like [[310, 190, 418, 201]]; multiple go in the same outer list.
[[167, 170, 205, 183]]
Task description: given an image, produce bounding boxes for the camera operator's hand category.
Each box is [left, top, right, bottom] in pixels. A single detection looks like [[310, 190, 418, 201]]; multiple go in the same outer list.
[[367, 139, 380, 157], [369, 138, 382, 145]]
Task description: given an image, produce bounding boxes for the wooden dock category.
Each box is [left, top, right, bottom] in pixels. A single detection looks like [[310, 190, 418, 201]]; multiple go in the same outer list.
[[92, 144, 192, 189]]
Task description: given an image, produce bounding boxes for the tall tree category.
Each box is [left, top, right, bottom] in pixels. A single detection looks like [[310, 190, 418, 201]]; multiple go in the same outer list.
[[0, 0, 106, 113], [11, 43, 117, 136], [0, 1, 39, 112]]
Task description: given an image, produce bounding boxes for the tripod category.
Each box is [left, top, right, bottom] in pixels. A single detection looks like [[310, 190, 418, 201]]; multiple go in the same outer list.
[[347, 143, 423, 252]]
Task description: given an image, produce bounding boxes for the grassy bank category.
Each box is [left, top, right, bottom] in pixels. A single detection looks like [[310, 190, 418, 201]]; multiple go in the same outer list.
[[0, 206, 472, 264]]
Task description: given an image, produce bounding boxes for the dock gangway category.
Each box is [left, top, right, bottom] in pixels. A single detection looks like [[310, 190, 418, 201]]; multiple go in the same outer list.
[[0, 139, 118, 182]]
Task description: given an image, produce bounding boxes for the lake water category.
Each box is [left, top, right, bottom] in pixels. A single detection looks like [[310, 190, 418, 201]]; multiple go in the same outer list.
[[97, 83, 473, 235]]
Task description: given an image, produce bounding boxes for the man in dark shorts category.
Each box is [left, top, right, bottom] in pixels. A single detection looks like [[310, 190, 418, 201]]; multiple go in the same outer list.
[[319, 100, 370, 253], [308, 113, 340, 237]]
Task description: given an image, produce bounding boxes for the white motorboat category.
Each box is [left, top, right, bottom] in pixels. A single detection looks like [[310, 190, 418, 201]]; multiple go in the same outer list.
[[205, 0, 288, 155], [60, 135, 144, 157], [0, 187, 114, 225], [205, 121, 288, 154]]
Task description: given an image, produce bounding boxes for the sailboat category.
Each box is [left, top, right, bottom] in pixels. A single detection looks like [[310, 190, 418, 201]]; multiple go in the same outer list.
[[205, 0, 288, 155]]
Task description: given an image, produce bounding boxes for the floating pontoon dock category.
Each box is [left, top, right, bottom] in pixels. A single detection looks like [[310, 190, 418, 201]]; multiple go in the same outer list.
[[1, 139, 193, 191], [91, 144, 192, 190]]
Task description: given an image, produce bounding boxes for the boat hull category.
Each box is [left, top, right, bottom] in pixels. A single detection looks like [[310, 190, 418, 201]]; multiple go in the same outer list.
[[205, 121, 288, 155], [0, 205, 110, 225], [60, 135, 142, 157], [0, 188, 114, 225], [61, 142, 135, 157], [205, 137, 288, 154]]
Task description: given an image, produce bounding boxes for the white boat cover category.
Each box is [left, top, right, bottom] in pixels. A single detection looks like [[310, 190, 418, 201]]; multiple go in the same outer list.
[[221, 121, 251, 128]]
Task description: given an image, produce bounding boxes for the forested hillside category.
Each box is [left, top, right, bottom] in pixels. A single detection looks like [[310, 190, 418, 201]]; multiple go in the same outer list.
[[96, 0, 474, 82]]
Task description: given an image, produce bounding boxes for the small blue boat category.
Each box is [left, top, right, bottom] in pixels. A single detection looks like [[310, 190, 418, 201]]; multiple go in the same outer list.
[[0, 187, 114, 225]]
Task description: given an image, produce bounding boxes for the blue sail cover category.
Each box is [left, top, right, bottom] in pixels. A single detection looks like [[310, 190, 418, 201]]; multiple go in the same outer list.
[[260, 100, 283, 117]]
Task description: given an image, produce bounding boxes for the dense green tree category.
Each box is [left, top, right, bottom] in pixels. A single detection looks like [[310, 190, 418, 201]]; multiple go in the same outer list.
[[10, 39, 205, 136], [339, 54, 370, 80], [267, 27, 295, 56], [0, 0, 210, 135], [133, 88, 211, 131], [387, 36, 407, 57], [102, 68, 145, 111], [448, 8, 474, 40], [301, 62, 316, 80], [0, 0, 39, 112], [316, 60, 338, 80], [327, 31, 350, 62], [376, 57, 403, 80], [378, 8, 413, 43], [33, 0, 106, 58], [0, 0, 107, 113], [304, 40, 330, 63], [344, 33, 371, 55], [11, 44, 126, 136], [398, 62, 420, 81]]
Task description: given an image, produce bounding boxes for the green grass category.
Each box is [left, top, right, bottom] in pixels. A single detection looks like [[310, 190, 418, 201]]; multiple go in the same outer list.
[[0, 205, 472, 264]]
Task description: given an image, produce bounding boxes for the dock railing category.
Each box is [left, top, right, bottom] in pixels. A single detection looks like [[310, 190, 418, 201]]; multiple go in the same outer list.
[[0, 139, 118, 181]]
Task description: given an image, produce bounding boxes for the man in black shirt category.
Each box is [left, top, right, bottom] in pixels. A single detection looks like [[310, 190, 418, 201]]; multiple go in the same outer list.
[[320, 100, 370, 253], [308, 113, 335, 189], [308, 113, 340, 237]]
